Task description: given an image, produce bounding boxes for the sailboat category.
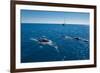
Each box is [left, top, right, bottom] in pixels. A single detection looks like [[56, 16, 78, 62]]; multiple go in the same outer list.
[[62, 18, 66, 26]]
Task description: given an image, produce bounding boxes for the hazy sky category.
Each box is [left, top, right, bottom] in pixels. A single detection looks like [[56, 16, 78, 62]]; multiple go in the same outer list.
[[21, 10, 90, 25]]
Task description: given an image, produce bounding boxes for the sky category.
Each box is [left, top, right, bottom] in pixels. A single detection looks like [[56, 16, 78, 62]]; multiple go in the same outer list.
[[21, 10, 90, 25]]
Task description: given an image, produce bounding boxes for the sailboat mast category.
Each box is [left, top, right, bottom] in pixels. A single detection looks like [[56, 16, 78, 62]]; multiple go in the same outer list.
[[64, 17, 65, 24], [62, 17, 65, 26]]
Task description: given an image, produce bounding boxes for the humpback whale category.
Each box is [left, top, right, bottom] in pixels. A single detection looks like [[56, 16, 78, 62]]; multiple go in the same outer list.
[[63, 36, 89, 42], [30, 36, 58, 49]]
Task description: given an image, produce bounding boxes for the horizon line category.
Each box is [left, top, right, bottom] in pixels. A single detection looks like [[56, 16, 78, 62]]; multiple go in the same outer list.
[[21, 23, 89, 25]]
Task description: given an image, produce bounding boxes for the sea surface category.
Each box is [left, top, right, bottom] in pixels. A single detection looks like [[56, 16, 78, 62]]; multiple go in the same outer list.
[[21, 23, 90, 63]]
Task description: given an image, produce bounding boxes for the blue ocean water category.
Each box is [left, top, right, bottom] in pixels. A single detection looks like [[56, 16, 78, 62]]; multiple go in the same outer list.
[[21, 23, 89, 63]]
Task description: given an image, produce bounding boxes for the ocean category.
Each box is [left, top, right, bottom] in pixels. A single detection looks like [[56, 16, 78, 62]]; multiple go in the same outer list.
[[21, 23, 89, 63]]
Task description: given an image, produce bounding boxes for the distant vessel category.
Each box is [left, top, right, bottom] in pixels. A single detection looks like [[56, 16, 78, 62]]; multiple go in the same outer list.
[[62, 18, 66, 26], [62, 24, 65, 26]]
